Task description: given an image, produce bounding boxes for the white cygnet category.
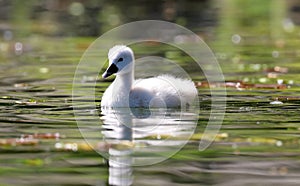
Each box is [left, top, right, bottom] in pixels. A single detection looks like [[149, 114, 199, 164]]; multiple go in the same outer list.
[[101, 45, 197, 108]]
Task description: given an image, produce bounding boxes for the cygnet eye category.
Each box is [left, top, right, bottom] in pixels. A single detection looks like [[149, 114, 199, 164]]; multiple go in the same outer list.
[[117, 57, 123, 62]]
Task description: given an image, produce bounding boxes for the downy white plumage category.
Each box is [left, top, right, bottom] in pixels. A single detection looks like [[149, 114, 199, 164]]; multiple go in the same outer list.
[[101, 45, 197, 108]]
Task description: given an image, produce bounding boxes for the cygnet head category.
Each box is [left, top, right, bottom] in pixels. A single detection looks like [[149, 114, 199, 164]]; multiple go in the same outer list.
[[102, 45, 134, 79]]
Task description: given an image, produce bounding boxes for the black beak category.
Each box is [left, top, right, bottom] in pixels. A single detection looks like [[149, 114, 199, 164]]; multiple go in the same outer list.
[[102, 63, 118, 79]]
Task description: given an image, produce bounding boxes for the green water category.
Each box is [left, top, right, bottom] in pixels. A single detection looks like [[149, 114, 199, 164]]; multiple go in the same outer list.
[[1, 1, 300, 186], [1, 36, 300, 185]]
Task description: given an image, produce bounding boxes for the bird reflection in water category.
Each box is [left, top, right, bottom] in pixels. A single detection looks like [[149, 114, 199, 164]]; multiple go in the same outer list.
[[100, 107, 198, 186]]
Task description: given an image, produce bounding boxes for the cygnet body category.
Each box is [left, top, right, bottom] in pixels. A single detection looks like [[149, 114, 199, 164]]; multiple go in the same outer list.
[[101, 45, 197, 108]]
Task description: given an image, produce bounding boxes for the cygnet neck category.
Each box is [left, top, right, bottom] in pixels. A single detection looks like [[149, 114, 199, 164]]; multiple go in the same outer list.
[[114, 67, 134, 96], [116, 70, 134, 86]]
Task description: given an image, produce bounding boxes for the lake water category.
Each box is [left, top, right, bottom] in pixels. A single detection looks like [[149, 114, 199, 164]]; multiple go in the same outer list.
[[1, 36, 300, 185]]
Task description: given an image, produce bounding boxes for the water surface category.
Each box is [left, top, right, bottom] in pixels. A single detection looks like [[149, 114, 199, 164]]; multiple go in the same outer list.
[[1, 36, 300, 185]]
